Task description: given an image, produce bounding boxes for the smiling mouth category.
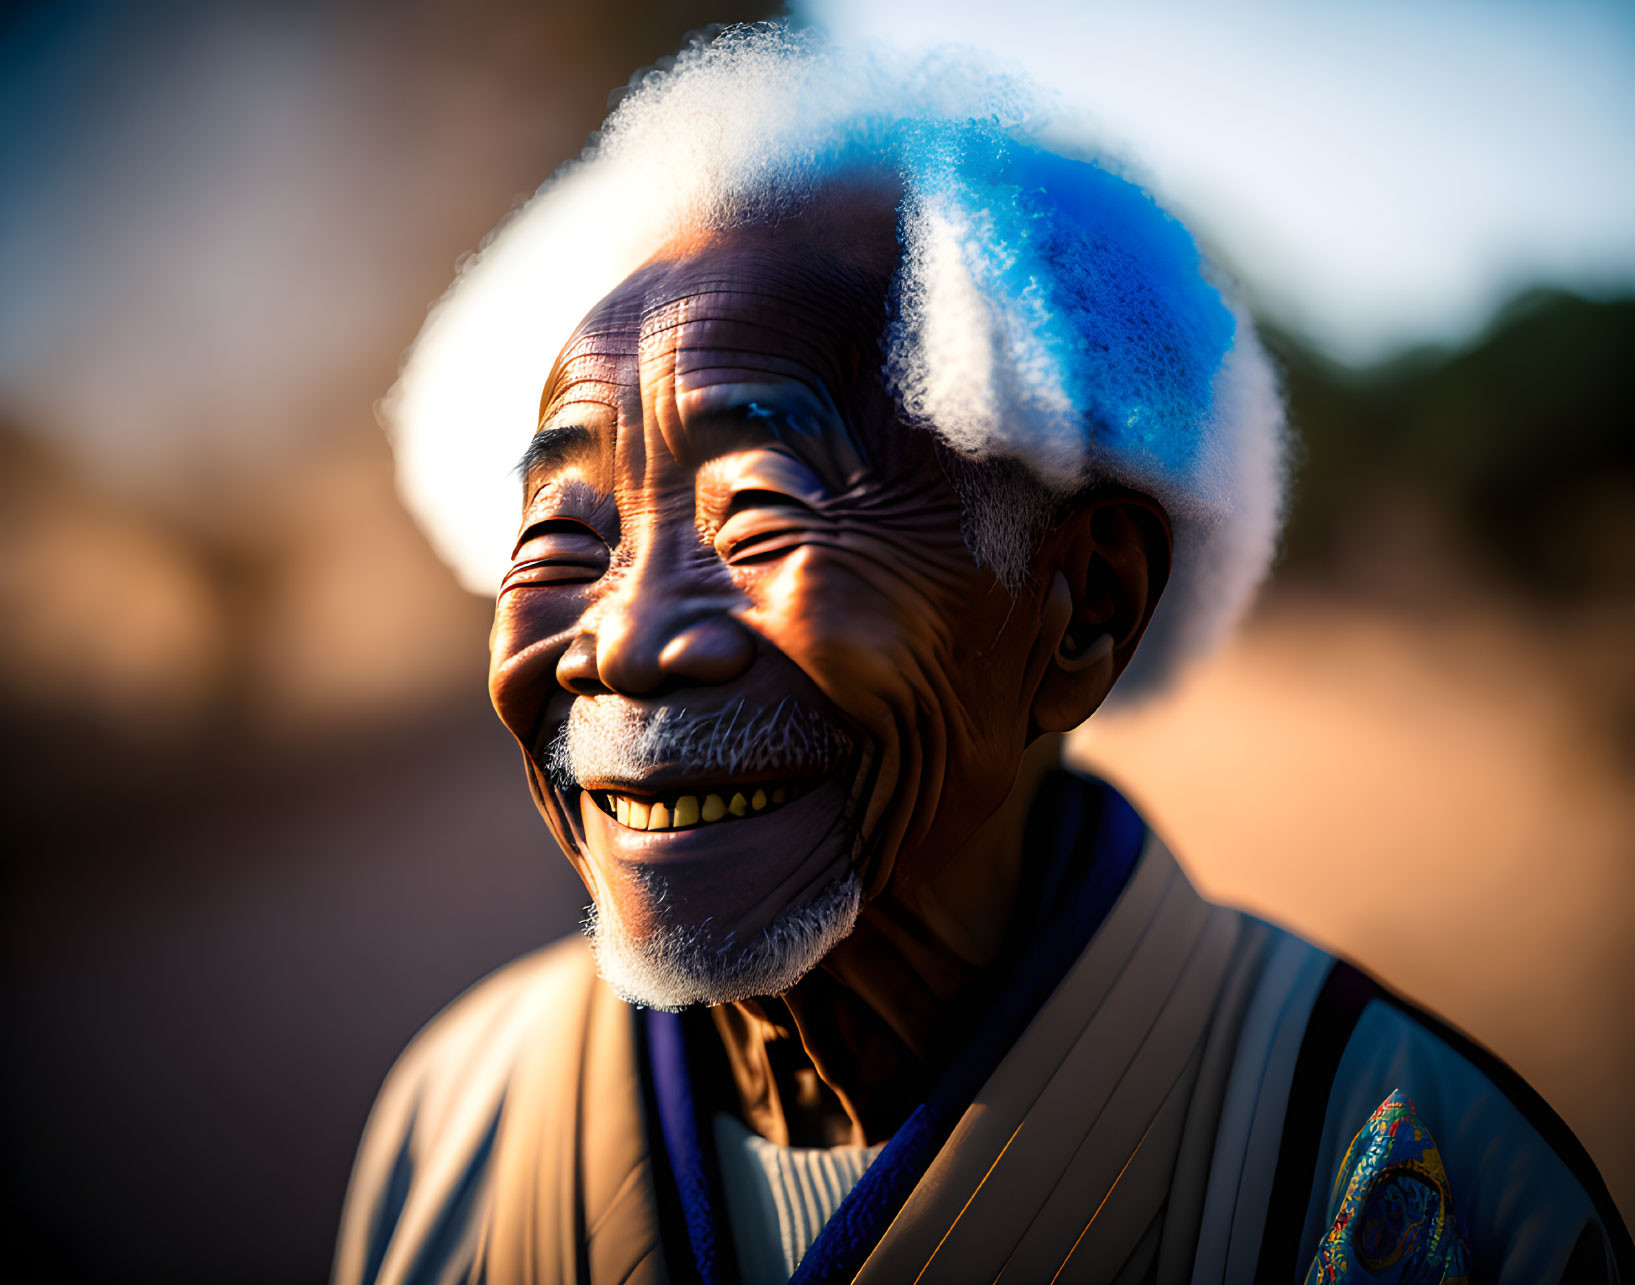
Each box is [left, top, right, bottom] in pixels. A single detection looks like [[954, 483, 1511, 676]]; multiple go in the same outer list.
[[544, 694, 868, 856], [589, 780, 811, 831]]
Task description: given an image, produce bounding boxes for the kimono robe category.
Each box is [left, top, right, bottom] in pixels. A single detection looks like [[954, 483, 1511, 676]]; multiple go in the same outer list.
[[334, 773, 1631, 1285]]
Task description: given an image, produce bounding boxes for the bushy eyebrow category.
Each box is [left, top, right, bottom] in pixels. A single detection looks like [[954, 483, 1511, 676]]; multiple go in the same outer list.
[[516, 424, 594, 485]]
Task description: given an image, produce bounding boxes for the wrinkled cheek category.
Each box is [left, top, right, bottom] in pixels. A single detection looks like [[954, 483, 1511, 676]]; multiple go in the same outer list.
[[488, 593, 591, 880], [749, 554, 951, 889], [490, 588, 583, 660], [488, 592, 578, 739]]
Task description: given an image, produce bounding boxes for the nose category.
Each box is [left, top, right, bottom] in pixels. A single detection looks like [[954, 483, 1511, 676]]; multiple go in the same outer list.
[[557, 567, 756, 697]]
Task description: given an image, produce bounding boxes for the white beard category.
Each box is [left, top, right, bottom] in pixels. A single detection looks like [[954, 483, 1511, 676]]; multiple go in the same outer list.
[[554, 695, 860, 1008], [583, 870, 862, 1011]]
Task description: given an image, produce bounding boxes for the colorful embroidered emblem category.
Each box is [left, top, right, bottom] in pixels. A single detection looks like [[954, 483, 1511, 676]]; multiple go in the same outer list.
[[1305, 1089, 1471, 1284]]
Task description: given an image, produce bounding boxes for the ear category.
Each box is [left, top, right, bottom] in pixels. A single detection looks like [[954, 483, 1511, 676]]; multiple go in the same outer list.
[[1029, 490, 1172, 735]]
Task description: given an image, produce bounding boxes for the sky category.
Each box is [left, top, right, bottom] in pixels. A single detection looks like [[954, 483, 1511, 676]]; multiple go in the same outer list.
[[798, 0, 1635, 360], [1, 0, 1631, 488]]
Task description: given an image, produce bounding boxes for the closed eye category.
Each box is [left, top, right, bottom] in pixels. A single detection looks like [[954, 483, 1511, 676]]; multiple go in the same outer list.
[[502, 519, 609, 590], [715, 491, 817, 565]]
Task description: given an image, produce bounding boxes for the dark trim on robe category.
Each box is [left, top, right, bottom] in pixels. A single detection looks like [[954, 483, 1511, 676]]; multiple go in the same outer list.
[[642, 1007, 730, 1285], [1252, 960, 1378, 1284]]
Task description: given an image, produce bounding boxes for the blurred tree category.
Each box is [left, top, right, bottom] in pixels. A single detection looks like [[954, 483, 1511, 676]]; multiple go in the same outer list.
[[1270, 291, 1635, 599]]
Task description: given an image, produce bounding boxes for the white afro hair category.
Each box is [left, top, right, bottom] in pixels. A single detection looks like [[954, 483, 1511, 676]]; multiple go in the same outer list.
[[382, 23, 1288, 699]]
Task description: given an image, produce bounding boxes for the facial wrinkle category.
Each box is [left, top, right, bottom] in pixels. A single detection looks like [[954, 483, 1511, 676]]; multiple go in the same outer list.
[[636, 236, 889, 381], [491, 208, 1070, 1150], [660, 323, 861, 395]]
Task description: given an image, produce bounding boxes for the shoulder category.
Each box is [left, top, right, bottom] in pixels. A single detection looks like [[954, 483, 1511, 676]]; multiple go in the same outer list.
[[333, 936, 597, 1285], [1063, 788, 1631, 1280], [1260, 949, 1632, 1283], [378, 935, 596, 1115]]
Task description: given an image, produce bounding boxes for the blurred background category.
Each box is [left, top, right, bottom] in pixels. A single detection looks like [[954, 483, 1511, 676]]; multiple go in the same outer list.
[[1, 1, 1630, 1280]]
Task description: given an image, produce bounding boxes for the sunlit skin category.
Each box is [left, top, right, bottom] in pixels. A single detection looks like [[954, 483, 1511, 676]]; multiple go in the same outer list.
[[488, 190, 1171, 1146]]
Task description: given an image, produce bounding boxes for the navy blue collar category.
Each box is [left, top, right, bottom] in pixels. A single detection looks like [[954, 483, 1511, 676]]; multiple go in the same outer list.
[[644, 770, 1147, 1285]]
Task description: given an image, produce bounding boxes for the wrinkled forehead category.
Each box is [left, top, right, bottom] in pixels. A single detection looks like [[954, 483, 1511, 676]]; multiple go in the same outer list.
[[539, 202, 902, 431]]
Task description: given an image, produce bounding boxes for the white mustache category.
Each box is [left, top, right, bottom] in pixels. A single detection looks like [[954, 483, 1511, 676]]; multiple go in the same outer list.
[[546, 697, 850, 789]]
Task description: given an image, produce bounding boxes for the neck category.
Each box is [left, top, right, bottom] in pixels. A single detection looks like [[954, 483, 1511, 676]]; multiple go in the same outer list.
[[710, 734, 1065, 1146]]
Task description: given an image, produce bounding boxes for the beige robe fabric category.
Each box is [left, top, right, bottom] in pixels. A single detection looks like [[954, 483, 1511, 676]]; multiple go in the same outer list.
[[334, 839, 1324, 1285]]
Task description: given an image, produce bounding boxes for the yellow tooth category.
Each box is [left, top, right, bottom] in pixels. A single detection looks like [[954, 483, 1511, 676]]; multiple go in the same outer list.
[[615, 795, 629, 825], [701, 794, 727, 822], [628, 799, 650, 830], [728, 792, 748, 817], [674, 795, 700, 827], [648, 801, 671, 830], [772, 787, 787, 804], [751, 789, 767, 811]]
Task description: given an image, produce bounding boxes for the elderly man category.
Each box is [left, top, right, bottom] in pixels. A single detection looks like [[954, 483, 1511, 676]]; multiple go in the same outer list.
[[335, 28, 1629, 1285]]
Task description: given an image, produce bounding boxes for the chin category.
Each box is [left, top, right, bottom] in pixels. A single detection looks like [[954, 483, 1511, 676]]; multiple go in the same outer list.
[[584, 870, 863, 1011]]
